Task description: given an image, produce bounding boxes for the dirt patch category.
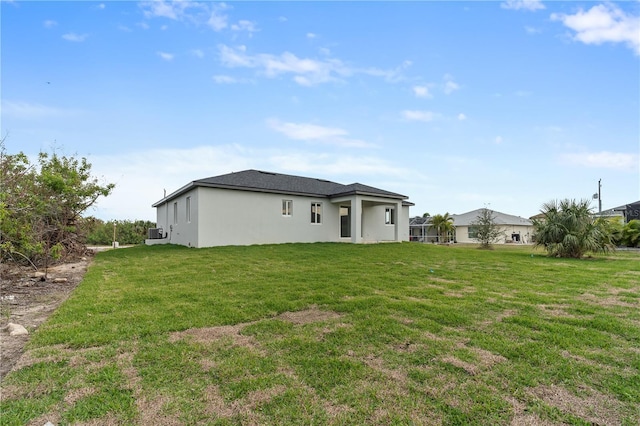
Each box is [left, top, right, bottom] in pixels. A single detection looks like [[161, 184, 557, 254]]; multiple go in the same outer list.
[[1, 256, 93, 381], [467, 347, 507, 368], [169, 324, 263, 355], [277, 305, 343, 325], [441, 356, 479, 376], [505, 395, 556, 426], [203, 383, 288, 422], [528, 384, 622, 425]]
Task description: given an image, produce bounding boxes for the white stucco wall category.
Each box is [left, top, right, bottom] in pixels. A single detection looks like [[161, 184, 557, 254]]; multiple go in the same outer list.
[[196, 188, 342, 247], [156, 187, 411, 247], [454, 224, 534, 244], [159, 189, 199, 247], [362, 204, 401, 242]]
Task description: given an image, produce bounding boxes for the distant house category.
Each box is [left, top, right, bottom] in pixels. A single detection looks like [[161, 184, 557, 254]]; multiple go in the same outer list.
[[147, 169, 413, 248], [409, 216, 439, 243], [597, 201, 640, 224], [451, 209, 534, 244]]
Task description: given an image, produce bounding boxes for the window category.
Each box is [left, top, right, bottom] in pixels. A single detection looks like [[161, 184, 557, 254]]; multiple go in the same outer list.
[[311, 202, 322, 224], [173, 202, 178, 224], [282, 199, 292, 217], [385, 207, 395, 225], [186, 197, 191, 223], [468, 226, 479, 239]]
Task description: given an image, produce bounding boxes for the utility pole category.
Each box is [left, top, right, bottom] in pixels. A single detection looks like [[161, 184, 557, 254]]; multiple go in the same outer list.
[[593, 179, 602, 214], [598, 179, 602, 213]]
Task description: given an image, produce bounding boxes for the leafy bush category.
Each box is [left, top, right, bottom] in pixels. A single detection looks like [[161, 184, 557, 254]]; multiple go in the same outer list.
[[0, 140, 114, 266], [84, 219, 156, 245]]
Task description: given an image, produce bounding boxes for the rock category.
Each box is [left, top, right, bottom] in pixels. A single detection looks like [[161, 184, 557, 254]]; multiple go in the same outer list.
[[7, 323, 29, 336], [31, 271, 46, 279], [52, 277, 68, 283]]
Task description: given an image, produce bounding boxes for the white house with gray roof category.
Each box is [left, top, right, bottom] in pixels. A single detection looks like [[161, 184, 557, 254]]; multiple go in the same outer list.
[[451, 208, 534, 244], [147, 169, 413, 248]]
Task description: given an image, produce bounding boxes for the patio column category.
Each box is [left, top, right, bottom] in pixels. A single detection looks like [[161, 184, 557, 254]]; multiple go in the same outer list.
[[394, 201, 402, 242], [351, 197, 362, 243]]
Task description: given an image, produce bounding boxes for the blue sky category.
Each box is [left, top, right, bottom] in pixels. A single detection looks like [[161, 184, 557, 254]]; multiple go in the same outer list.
[[2, 0, 639, 222]]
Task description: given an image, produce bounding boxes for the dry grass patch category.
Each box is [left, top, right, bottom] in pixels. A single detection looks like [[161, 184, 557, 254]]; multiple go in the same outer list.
[[277, 306, 342, 324], [169, 324, 264, 355], [25, 412, 62, 426], [467, 346, 507, 368], [538, 304, 575, 318], [441, 356, 479, 376], [505, 395, 556, 426], [528, 384, 623, 426], [579, 292, 638, 308], [63, 386, 97, 405]]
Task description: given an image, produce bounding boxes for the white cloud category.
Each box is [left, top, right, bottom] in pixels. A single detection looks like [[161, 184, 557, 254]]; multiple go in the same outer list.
[[307, 32, 317, 39], [1, 100, 82, 119], [267, 119, 374, 148], [458, 113, 467, 121], [139, 1, 231, 32], [97, 3, 106, 10], [218, 44, 348, 85], [551, 4, 640, 55], [270, 153, 408, 179], [43, 20, 57, 28], [561, 151, 639, 171], [157, 51, 174, 61], [62, 33, 89, 42], [412, 85, 433, 98], [363, 60, 412, 83], [140, 0, 203, 20], [402, 110, 439, 122], [212, 74, 238, 84], [207, 9, 228, 31], [89, 145, 253, 221], [231, 20, 258, 33], [495, 136, 504, 144], [501, 0, 545, 11], [525, 25, 542, 34], [443, 74, 460, 94], [218, 44, 410, 86], [191, 49, 204, 58], [88, 145, 411, 220]]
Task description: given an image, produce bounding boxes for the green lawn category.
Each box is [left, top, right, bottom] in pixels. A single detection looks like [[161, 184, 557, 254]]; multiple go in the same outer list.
[[2, 243, 639, 425]]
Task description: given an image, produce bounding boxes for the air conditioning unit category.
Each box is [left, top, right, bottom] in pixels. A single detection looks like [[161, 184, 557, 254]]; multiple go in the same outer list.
[[148, 228, 162, 239]]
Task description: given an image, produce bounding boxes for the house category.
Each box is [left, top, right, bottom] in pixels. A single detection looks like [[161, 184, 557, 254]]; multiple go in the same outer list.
[[409, 216, 439, 243], [596, 201, 640, 224], [451, 208, 534, 244], [147, 169, 413, 248]]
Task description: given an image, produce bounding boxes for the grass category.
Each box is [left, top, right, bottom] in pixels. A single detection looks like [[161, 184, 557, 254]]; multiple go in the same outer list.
[[1, 242, 639, 425]]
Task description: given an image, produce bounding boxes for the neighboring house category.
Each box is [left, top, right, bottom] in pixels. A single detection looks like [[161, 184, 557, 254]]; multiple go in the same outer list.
[[409, 216, 439, 243], [597, 201, 640, 224], [147, 169, 413, 248], [451, 208, 534, 244]]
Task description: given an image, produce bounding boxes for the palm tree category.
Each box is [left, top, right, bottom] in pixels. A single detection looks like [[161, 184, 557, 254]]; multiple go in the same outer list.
[[429, 213, 454, 243], [533, 199, 614, 258]]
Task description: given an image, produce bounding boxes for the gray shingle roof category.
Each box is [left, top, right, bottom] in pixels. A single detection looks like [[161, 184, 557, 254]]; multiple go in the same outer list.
[[153, 169, 408, 206], [451, 208, 533, 226]]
